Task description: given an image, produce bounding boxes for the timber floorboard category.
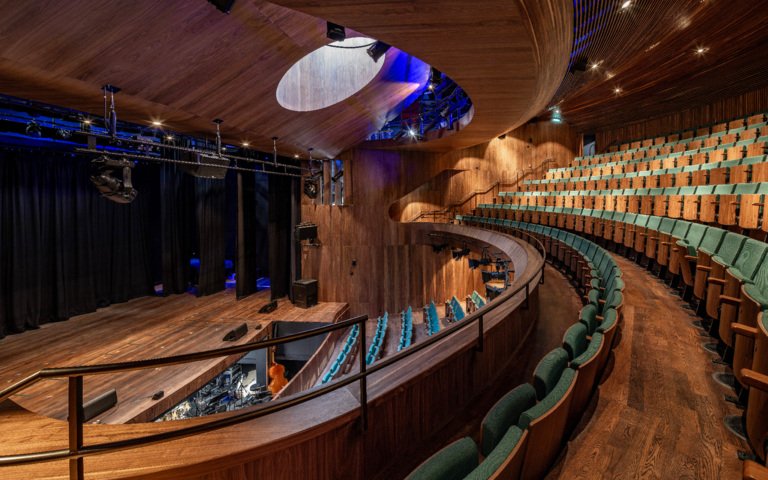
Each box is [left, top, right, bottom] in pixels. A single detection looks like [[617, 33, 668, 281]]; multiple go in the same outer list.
[[0, 289, 348, 424], [546, 255, 747, 480]]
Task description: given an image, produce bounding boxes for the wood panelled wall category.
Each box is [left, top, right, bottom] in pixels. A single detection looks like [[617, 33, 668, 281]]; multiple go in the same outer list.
[[594, 86, 768, 151], [301, 121, 577, 317]]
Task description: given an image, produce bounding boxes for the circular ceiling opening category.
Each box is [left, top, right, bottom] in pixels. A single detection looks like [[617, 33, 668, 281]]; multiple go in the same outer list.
[[276, 37, 386, 112]]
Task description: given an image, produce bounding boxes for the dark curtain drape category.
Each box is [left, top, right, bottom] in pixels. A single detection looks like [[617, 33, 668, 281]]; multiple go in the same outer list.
[[196, 177, 226, 297], [236, 171, 270, 299], [160, 164, 194, 295], [0, 150, 155, 338], [268, 175, 297, 300]]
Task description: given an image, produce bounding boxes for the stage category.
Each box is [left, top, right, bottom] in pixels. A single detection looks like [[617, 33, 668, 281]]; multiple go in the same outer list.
[[0, 289, 348, 424]]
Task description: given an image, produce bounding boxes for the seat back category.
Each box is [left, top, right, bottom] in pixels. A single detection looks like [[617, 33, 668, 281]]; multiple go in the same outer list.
[[731, 239, 768, 280], [480, 383, 536, 456], [405, 437, 479, 480], [562, 323, 589, 360], [518, 368, 578, 480], [715, 232, 747, 265], [532, 348, 570, 400]]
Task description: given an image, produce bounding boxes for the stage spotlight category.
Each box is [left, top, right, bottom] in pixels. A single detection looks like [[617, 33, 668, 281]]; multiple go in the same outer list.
[[367, 41, 390, 62], [428, 67, 442, 90], [90, 155, 138, 204], [327, 22, 346, 42], [25, 120, 42, 137], [451, 247, 470, 260], [303, 175, 319, 199]]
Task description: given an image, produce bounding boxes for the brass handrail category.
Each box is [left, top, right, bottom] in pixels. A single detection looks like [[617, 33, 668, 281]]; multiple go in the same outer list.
[[0, 227, 546, 480]]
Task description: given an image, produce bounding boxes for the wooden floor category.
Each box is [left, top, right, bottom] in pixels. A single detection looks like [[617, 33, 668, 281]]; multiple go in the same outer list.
[[0, 289, 348, 424], [547, 255, 746, 480]]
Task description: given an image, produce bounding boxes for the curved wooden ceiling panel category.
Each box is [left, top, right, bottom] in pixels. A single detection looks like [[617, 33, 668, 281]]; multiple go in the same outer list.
[[551, 0, 768, 131], [268, 0, 573, 151], [0, 0, 571, 156]]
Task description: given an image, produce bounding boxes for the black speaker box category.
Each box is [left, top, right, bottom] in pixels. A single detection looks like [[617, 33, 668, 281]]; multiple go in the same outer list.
[[223, 323, 248, 342], [180, 152, 229, 179], [296, 223, 318, 241], [258, 301, 277, 314], [293, 279, 318, 308]]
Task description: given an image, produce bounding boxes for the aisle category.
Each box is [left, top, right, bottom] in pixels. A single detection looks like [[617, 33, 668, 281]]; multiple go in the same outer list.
[[547, 255, 747, 479]]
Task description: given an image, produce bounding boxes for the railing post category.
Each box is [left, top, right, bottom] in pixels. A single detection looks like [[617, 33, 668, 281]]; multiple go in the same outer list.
[[358, 319, 368, 432], [476, 315, 484, 352], [68, 376, 84, 480], [540, 264, 545, 285]]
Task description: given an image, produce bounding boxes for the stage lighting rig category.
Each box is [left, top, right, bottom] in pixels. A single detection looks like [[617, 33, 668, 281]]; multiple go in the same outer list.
[[89, 155, 138, 204], [367, 41, 390, 62]]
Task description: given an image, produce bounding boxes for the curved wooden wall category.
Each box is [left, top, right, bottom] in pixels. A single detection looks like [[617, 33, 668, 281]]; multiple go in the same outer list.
[[0, 224, 543, 480]]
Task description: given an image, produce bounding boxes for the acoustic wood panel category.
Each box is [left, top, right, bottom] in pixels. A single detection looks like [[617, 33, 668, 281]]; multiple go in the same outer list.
[[594, 86, 768, 151], [552, 0, 768, 131], [267, 0, 573, 151], [0, 0, 571, 156]]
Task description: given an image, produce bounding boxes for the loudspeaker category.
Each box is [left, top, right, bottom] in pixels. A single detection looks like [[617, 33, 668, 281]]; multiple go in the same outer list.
[[69, 389, 117, 422], [223, 323, 248, 342], [293, 279, 318, 308], [179, 151, 229, 179], [258, 301, 277, 314], [296, 223, 318, 241]]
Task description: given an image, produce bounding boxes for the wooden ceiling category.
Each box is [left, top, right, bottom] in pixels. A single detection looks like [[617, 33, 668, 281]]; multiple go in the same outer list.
[[269, 0, 573, 151], [0, 0, 571, 156], [551, 0, 768, 132]]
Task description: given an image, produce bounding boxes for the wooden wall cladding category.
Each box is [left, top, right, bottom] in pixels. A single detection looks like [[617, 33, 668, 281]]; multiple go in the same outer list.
[[0, 227, 542, 480], [553, 0, 768, 132], [301, 121, 576, 317], [594, 86, 768, 151]]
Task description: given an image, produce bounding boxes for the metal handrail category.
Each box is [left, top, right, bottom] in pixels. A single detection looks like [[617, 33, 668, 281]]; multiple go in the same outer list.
[[0, 227, 546, 480]]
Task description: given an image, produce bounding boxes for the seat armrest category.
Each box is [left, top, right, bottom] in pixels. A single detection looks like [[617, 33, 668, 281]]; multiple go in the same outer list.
[[684, 255, 698, 261], [696, 265, 712, 272], [743, 460, 768, 480], [732, 323, 757, 338], [707, 277, 726, 286], [719, 295, 741, 305], [741, 369, 768, 392]]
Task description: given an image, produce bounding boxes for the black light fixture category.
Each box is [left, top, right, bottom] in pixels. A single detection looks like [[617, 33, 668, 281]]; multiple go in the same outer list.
[[367, 41, 391, 62], [428, 67, 442, 91], [25, 119, 41, 137], [326, 22, 346, 42], [208, 0, 235, 14], [90, 155, 138, 204]]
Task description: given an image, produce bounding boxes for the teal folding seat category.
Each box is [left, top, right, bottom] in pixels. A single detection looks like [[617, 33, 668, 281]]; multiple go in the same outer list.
[[658, 218, 676, 234], [677, 223, 708, 255], [645, 216, 662, 232], [698, 228, 726, 256], [405, 437, 479, 480], [712, 232, 747, 267], [728, 239, 768, 283]]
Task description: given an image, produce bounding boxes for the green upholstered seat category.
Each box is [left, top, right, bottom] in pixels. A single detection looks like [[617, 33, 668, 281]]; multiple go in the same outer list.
[[677, 223, 708, 255], [518, 368, 578, 429], [562, 323, 589, 361], [571, 332, 604, 368], [698, 228, 726, 256], [464, 426, 526, 480], [711, 232, 747, 266], [532, 348, 570, 400], [480, 383, 536, 456], [405, 437, 479, 480], [579, 304, 600, 334], [727, 239, 768, 282]]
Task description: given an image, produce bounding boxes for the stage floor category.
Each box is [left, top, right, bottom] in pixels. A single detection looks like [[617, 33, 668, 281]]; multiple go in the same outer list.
[[0, 289, 348, 424]]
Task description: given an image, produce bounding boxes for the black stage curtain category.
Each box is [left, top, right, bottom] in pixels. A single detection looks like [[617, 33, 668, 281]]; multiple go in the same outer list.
[[196, 177, 227, 297], [236, 171, 270, 300], [0, 150, 156, 338], [268, 174, 297, 300], [160, 164, 194, 295]]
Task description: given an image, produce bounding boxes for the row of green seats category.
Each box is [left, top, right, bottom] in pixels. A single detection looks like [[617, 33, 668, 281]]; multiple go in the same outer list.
[[497, 181, 768, 200]]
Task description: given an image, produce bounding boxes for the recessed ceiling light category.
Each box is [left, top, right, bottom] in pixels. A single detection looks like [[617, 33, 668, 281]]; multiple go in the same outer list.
[[621, 0, 632, 9], [590, 62, 600, 70], [242, 142, 249, 147], [166, 135, 174, 141], [83, 119, 92, 125], [294, 153, 300, 158], [695, 46, 708, 55], [613, 87, 623, 94], [151, 120, 162, 127], [605, 71, 615, 79]]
